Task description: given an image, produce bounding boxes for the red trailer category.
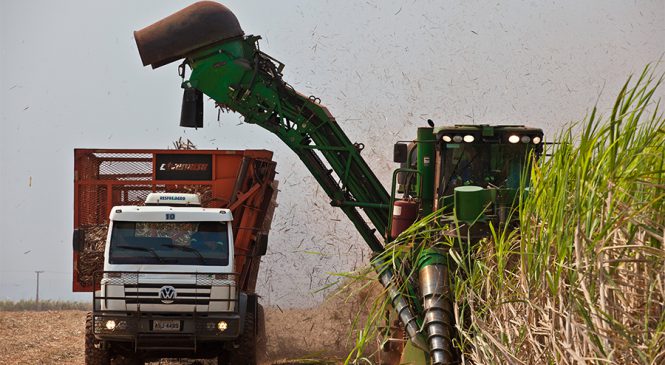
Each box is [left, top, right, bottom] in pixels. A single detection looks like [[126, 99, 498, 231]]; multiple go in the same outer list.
[[73, 149, 277, 293]]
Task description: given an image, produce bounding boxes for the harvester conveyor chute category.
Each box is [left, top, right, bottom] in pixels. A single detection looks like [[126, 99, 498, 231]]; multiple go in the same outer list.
[[134, 0, 433, 357], [135, 1, 389, 253]]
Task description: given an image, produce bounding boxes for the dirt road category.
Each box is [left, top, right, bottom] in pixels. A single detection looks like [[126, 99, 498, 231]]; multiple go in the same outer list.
[[0, 293, 376, 365]]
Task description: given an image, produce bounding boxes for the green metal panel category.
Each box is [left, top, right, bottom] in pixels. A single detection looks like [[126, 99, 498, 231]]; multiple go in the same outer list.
[[481, 125, 495, 137], [416, 247, 448, 268], [401, 340, 430, 365], [454, 185, 489, 223], [417, 127, 436, 215]]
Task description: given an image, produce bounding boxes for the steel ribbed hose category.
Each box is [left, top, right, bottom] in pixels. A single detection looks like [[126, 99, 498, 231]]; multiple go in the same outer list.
[[419, 264, 456, 365], [372, 257, 428, 350]]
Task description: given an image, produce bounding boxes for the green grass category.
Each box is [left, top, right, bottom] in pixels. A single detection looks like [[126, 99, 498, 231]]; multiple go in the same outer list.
[[341, 64, 665, 364], [0, 300, 91, 311], [471, 64, 665, 364]]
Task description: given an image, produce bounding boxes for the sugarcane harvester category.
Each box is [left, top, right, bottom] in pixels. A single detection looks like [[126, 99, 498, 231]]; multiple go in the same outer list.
[[134, 2, 544, 363]]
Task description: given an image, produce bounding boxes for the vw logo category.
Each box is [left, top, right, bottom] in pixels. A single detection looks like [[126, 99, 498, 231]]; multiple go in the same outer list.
[[158, 285, 177, 304]]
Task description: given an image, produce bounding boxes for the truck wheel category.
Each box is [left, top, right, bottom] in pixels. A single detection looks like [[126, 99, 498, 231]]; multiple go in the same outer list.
[[85, 312, 111, 365], [227, 310, 257, 365], [256, 304, 267, 362], [112, 355, 145, 365], [217, 351, 230, 365]]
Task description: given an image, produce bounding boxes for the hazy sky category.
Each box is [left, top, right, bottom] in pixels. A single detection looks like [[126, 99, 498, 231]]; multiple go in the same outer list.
[[1, 0, 663, 306]]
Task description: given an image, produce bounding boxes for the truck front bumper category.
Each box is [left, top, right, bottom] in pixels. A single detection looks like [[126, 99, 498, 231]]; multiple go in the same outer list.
[[93, 311, 241, 343]]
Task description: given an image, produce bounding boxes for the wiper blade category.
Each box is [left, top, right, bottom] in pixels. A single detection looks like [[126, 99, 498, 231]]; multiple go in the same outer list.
[[161, 244, 208, 264], [116, 245, 165, 263]]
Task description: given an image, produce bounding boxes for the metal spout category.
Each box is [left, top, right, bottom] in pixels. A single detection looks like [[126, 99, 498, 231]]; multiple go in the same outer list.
[[134, 1, 244, 69], [180, 88, 204, 128]]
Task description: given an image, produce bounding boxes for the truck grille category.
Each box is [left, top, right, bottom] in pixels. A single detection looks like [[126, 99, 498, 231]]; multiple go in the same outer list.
[[124, 283, 211, 306]]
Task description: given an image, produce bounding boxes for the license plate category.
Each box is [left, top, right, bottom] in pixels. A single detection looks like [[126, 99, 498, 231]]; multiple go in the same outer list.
[[153, 320, 181, 332]]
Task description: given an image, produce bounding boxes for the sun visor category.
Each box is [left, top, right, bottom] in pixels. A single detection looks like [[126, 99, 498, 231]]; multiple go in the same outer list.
[[134, 1, 244, 69]]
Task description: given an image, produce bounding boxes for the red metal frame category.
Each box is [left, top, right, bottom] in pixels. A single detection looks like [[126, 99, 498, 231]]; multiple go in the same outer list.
[[73, 149, 276, 292]]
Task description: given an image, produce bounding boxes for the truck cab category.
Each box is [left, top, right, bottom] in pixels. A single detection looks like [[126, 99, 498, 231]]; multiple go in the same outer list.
[[88, 194, 260, 364]]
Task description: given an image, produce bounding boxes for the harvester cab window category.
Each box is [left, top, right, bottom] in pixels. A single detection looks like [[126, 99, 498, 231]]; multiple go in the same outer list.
[[492, 144, 530, 190], [443, 144, 488, 192], [440, 142, 532, 195], [109, 221, 229, 266]]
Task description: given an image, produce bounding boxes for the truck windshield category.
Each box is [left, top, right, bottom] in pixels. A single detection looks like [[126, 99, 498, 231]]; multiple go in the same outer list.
[[109, 222, 230, 266]]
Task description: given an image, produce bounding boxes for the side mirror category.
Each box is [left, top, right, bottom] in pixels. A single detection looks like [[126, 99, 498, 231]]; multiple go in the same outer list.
[[393, 143, 408, 163], [255, 234, 269, 256], [180, 88, 203, 128]]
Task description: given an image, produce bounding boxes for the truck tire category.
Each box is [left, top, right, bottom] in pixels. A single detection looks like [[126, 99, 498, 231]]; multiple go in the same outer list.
[[226, 310, 257, 365], [85, 312, 111, 365], [256, 304, 267, 362], [112, 355, 145, 365]]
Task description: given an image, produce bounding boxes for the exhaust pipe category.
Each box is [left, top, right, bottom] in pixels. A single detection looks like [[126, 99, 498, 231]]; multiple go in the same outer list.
[[134, 1, 244, 69], [372, 256, 428, 351]]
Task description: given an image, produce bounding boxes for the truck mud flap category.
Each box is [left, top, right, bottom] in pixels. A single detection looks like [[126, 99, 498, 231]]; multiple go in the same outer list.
[[238, 292, 248, 334]]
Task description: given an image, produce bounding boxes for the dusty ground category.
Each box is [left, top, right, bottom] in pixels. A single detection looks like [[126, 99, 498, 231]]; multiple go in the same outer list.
[[0, 311, 85, 365], [0, 288, 379, 365]]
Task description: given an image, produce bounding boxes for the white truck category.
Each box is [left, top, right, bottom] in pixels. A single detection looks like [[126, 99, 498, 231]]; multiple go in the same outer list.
[[75, 149, 277, 365], [87, 193, 262, 365]]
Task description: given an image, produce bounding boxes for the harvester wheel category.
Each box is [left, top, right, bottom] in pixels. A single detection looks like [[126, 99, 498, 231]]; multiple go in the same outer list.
[[85, 312, 111, 365]]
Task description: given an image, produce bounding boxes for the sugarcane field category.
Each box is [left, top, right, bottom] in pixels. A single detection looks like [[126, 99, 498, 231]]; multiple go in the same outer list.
[[0, 1, 663, 365]]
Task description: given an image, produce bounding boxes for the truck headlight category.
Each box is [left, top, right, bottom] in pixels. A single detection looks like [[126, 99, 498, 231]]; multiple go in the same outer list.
[[105, 320, 116, 331], [217, 321, 228, 332]]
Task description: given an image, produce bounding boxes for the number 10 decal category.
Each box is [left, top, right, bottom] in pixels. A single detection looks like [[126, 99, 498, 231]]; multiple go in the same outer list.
[[166, 213, 176, 220]]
